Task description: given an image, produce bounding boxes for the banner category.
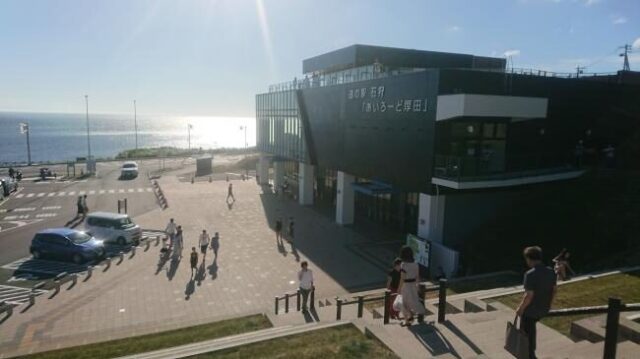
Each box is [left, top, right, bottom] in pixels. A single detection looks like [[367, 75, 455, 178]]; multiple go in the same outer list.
[[406, 234, 430, 268], [19, 123, 29, 134]]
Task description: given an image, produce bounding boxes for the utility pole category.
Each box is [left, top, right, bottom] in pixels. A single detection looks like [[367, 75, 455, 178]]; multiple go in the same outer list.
[[19, 122, 31, 165], [575, 66, 585, 78], [85, 95, 92, 159], [619, 44, 632, 71], [134, 100, 138, 149]]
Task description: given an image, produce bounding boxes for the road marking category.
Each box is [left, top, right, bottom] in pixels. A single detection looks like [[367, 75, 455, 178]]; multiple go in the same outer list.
[[146, 187, 153, 192], [3, 215, 17, 220], [89, 190, 95, 195], [0, 284, 47, 304], [15, 194, 25, 199], [68, 191, 75, 196], [35, 213, 57, 218], [119, 189, 125, 193], [128, 188, 135, 193], [0, 209, 6, 213], [2, 257, 89, 275], [57, 191, 66, 196], [13, 207, 36, 212], [137, 188, 144, 192], [79, 191, 86, 195], [42, 206, 61, 210], [37, 192, 45, 197], [99, 190, 106, 194], [109, 189, 115, 194], [47, 192, 56, 197], [26, 193, 35, 198]]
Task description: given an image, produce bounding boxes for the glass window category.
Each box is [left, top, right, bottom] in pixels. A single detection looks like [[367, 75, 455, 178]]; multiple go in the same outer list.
[[496, 123, 507, 138], [483, 123, 495, 138]]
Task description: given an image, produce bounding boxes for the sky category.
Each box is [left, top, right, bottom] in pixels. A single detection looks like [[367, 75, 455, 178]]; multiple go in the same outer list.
[[0, 0, 638, 117]]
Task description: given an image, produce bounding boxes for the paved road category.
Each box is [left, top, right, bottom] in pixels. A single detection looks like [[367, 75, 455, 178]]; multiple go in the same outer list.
[[0, 161, 159, 271]]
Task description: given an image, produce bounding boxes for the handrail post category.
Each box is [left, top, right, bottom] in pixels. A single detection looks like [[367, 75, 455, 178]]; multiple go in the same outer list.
[[438, 278, 447, 323], [603, 297, 621, 359], [357, 296, 364, 318], [296, 290, 301, 312], [336, 298, 342, 320], [418, 283, 426, 323], [274, 297, 279, 315], [285, 293, 290, 313], [383, 290, 391, 324]]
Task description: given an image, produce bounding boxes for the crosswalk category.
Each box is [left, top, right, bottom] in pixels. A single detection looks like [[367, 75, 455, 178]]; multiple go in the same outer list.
[[14, 187, 153, 199], [0, 284, 47, 304]]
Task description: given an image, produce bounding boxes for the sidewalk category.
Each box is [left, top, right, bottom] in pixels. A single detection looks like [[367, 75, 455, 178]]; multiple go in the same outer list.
[[0, 171, 386, 358]]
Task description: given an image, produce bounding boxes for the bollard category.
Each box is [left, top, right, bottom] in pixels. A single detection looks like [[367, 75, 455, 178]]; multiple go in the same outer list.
[[275, 297, 279, 315], [52, 281, 61, 295], [85, 266, 93, 280], [285, 293, 290, 313], [191, 177, 194, 184], [28, 292, 36, 306], [130, 246, 136, 257], [357, 296, 364, 318], [156, 236, 161, 245], [103, 257, 111, 271], [418, 283, 426, 323], [438, 278, 448, 323], [124, 198, 128, 214], [383, 290, 391, 324], [603, 297, 622, 359], [310, 287, 315, 310], [296, 290, 301, 312], [209, 176, 212, 183], [117, 252, 124, 264], [336, 298, 343, 320], [117, 200, 121, 214], [70, 274, 78, 286], [145, 240, 151, 251]]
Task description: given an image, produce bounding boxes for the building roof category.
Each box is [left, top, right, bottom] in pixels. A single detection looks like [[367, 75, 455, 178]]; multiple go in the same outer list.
[[302, 44, 505, 74]]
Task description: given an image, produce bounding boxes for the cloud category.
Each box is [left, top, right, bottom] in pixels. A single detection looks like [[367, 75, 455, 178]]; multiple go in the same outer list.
[[611, 16, 627, 25], [503, 49, 521, 57], [447, 25, 462, 32], [633, 38, 640, 49], [584, 0, 601, 6]]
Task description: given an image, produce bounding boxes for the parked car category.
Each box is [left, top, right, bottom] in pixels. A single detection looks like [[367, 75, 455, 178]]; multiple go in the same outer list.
[[120, 161, 139, 179], [30, 228, 105, 264], [0, 177, 18, 196], [84, 212, 142, 245]]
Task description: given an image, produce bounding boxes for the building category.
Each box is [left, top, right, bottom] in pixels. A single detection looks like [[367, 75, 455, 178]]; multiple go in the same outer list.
[[255, 44, 640, 276]]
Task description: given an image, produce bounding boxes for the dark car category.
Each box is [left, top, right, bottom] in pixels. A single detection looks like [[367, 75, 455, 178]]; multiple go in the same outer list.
[[1, 177, 18, 196], [30, 228, 105, 264]]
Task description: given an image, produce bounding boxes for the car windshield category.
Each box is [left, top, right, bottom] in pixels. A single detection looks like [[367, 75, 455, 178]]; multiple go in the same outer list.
[[68, 232, 92, 244], [117, 217, 134, 228], [123, 164, 136, 168]]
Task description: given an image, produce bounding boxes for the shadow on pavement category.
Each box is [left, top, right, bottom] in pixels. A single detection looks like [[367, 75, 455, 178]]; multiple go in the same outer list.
[[185, 279, 195, 300], [167, 257, 180, 281], [207, 260, 218, 280]]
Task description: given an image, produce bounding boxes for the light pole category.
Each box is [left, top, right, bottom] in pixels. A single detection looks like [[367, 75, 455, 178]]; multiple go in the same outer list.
[[134, 100, 138, 149], [19, 122, 31, 165], [239, 125, 248, 151], [187, 124, 193, 151], [85, 95, 92, 159]]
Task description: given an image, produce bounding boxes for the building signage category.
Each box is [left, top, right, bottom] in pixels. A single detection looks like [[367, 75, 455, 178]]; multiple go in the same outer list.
[[347, 85, 429, 114], [406, 234, 430, 269]]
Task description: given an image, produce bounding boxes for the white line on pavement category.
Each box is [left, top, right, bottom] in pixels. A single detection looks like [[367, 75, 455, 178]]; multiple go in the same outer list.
[[99, 190, 105, 194], [58, 192, 66, 196], [79, 191, 86, 195], [68, 191, 75, 196], [42, 206, 61, 210], [128, 189, 135, 193], [118, 189, 125, 193], [89, 190, 95, 195], [35, 213, 57, 218], [47, 192, 56, 197], [137, 188, 144, 192], [13, 207, 36, 212], [15, 194, 24, 199], [26, 193, 35, 198], [146, 187, 153, 192], [37, 193, 45, 197], [109, 190, 115, 194]]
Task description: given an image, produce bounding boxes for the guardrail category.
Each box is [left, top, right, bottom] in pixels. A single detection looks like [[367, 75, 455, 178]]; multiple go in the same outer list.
[[547, 297, 640, 359], [274, 288, 315, 315]]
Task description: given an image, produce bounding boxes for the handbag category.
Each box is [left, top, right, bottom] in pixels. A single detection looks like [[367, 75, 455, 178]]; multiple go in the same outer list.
[[392, 294, 403, 312], [504, 315, 529, 359]]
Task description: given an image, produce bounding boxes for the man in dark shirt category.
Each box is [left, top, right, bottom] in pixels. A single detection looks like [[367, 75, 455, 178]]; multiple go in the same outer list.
[[516, 246, 557, 359]]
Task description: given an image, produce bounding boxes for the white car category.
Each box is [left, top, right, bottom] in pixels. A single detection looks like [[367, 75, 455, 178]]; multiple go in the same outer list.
[[120, 161, 139, 179], [84, 212, 142, 246]]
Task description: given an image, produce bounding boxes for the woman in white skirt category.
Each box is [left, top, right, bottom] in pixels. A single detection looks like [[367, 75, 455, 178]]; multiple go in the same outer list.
[[398, 246, 426, 326]]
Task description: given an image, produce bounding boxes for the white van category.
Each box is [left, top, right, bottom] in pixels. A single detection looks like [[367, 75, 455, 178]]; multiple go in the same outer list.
[[84, 212, 142, 245]]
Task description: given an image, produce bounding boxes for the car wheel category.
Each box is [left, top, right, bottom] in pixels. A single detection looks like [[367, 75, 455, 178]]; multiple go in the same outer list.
[[32, 250, 42, 260], [72, 254, 84, 264], [117, 237, 126, 246]]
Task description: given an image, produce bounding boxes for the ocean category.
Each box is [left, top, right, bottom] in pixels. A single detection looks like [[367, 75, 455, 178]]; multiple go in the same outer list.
[[0, 112, 256, 164]]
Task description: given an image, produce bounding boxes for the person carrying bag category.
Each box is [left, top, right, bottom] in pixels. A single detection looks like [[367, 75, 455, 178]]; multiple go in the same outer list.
[[505, 315, 530, 359]]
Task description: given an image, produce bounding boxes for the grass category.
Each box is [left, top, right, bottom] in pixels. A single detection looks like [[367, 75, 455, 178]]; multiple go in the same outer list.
[[494, 271, 640, 337], [22, 315, 272, 359], [191, 324, 398, 359]]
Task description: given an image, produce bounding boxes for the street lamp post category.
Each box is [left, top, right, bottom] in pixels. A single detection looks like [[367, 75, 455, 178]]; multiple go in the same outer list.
[[187, 124, 193, 151], [134, 100, 138, 149], [19, 122, 31, 165], [85, 95, 92, 159]]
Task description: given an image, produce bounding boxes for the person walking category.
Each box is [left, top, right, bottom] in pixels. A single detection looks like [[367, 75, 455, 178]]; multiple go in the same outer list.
[[76, 196, 84, 218], [190, 247, 198, 277], [298, 261, 314, 312], [165, 218, 177, 245], [199, 230, 210, 259], [552, 249, 575, 281], [516, 246, 557, 359], [288, 217, 295, 241], [386, 258, 402, 320], [81, 194, 89, 216], [275, 218, 283, 241], [397, 246, 426, 326], [227, 183, 235, 202], [173, 226, 184, 260], [211, 232, 220, 259]]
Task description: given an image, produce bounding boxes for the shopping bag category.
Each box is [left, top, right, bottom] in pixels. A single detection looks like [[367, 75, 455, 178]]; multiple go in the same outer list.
[[504, 316, 529, 359], [392, 294, 403, 312]]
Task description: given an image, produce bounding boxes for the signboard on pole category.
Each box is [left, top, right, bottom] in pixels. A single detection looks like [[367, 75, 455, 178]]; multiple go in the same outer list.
[[406, 234, 430, 269]]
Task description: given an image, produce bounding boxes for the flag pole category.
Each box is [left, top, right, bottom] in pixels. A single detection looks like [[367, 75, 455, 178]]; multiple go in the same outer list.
[[25, 123, 31, 165]]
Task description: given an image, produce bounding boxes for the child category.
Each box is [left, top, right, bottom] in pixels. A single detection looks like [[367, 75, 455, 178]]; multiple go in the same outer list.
[[190, 247, 198, 277]]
